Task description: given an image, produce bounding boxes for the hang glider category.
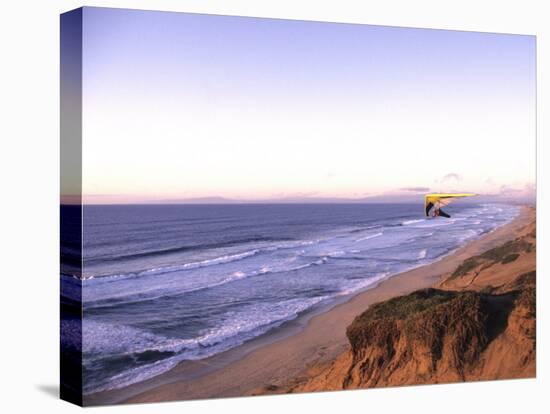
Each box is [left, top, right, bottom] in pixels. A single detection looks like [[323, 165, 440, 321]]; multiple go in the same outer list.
[[425, 193, 476, 218]]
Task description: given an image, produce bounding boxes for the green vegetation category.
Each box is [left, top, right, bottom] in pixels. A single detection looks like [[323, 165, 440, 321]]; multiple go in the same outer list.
[[451, 258, 482, 278], [479, 239, 530, 262], [510, 271, 536, 310], [346, 289, 489, 365], [501, 253, 520, 264], [450, 237, 533, 279], [351, 288, 457, 322]]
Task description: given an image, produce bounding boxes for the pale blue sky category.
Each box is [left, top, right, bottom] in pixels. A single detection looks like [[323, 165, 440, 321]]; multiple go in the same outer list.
[[75, 7, 536, 203]]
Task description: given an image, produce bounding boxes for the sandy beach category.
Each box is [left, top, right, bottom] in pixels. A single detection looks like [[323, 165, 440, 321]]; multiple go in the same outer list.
[[85, 206, 534, 406]]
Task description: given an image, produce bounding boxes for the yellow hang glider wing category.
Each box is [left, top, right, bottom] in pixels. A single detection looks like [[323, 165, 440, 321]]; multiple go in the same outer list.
[[425, 193, 476, 217]]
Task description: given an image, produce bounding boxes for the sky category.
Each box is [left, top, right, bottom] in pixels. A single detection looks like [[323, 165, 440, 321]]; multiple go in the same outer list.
[[72, 7, 535, 203]]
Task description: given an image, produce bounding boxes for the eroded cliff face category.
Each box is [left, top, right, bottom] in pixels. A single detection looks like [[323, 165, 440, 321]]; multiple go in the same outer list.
[[288, 272, 534, 393], [345, 288, 491, 387], [344, 271, 535, 388], [286, 271, 536, 392]]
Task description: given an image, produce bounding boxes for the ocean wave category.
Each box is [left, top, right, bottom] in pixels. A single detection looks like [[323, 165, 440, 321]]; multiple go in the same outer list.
[[84, 236, 291, 264], [82, 249, 260, 282], [412, 220, 456, 228], [349, 225, 382, 234], [402, 219, 425, 225], [138, 250, 260, 277], [84, 269, 251, 309], [337, 272, 389, 296], [85, 254, 333, 310], [355, 232, 383, 242], [84, 238, 326, 281], [83, 295, 328, 394]]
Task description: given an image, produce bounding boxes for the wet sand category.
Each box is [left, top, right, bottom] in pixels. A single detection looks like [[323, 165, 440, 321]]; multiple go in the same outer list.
[[85, 206, 532, 406]]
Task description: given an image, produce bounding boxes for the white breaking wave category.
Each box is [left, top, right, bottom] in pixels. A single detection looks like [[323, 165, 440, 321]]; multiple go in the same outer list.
[[82, 295, 328, 394], [337, 272, 389, 296], [355, 232, 383, 242], [132, 249, 260, 277], [84, 269, 252, 309], [402, 219, 425, 225], [84, 238, 328, 282], [84, 249, 262, 282]]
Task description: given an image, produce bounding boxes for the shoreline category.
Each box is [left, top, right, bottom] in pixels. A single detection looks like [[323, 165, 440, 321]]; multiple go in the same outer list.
[[85, 206, 532, 406]]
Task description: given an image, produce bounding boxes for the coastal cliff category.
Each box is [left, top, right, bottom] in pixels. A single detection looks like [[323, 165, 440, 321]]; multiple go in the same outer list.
[[274, 214, 536, 393]]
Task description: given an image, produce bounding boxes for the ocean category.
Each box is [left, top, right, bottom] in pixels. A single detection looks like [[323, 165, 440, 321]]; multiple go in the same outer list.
[[60, 203, 519, 394]]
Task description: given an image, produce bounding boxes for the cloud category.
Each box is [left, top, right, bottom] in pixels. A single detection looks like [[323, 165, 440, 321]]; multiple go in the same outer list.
[[399, 186, 431, 193], [491, 183, 536, 201], [441, 173, 462, 183], [271, 191, 319, 200], [499, 183, 535, 195], [499, 185, 521, 195]]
